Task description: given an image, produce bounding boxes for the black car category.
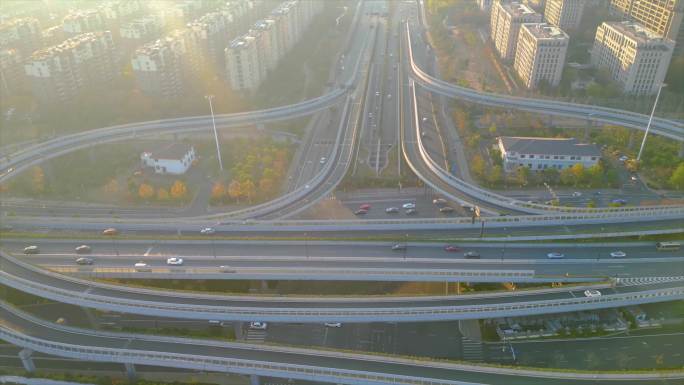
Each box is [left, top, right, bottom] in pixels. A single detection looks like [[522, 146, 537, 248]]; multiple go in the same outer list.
[[464, 251, 480, 259]]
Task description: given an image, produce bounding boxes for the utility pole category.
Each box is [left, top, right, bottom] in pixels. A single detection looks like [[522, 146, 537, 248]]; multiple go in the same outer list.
[[637, 83, 666, 162], [205, 95, 223, 171]]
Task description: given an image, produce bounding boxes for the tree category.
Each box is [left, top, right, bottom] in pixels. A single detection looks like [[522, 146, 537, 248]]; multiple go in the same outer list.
[[103, 179, 119, 196], [560, 167, 576, 186], [569, 163, 586, 185], [241, 179, 256, 202], [211, 182, 226, 201], [157, 187, 169, 201], [487, 165, 503, 186], [488, 123, 497, 136], [587, 163, 604, 187], [227, 180, 242, 201], [515, 166, 529, 187], [138, 183, 154, 200], [670, 163, 684, 190], [542, 167, 559, 184], [32, 166, 45, 194], [170, 180, 188, 200], [259, 177, 275, 195], [471, 154, 486, 179]]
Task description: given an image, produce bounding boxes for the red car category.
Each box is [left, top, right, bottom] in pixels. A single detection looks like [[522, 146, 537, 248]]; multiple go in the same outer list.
[[359, 204, 371, 210], [444, 245, 461, 252]]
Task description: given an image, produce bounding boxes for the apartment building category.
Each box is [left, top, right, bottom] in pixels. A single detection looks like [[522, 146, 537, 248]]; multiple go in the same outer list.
[[514, 22, 569, 88], [251, 19, 280, 72], [42, 25, 64, 47], [543, 0, 585, 30], [0, 17, 42, 56], [63, 10, 106, 36], [497, 136, 601, 172], [119, 15, 163, 52], [24, 31, 117, 104], [225, 34, 261, 92], [131, 30, 197, 99], [187, 11, 231, 74], [479, 0, 495, 11], [490, 1, 542, 61], [0, 48, 24, 99], [609, 0, 683, 39], [591, 21, 674, 94]]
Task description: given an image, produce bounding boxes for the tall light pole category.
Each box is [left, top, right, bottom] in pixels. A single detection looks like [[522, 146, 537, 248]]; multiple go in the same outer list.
[[637, 83, 666, 162], [205, 95, 223, 171]]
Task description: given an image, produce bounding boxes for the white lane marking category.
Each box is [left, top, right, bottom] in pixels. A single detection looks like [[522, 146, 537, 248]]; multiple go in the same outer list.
[[143, 247, 153, 257]]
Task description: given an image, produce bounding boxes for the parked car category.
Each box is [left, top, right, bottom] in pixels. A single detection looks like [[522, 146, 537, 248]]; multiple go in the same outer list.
[[385, 207, 399, 213], [249, 322, 268, 330], [402, 203, 416, 209], [23, 246, 39, 254], [439, 206, 454, 213], [76, 257, 94, 265], [444, 245, 460, 252], [432, 198, 447, 205], [354, 209, 368, 215], [324, 322, 342, 328], [200, 227, 216, 235], [618, 155, 629, 162], [166, 257, 184, 266], [405, 208, 417, 215], [630, 175, 638, 181], [391, 244, 406, 251], [610, 251, 626, 258], [464, 251, 481, 259], [75, 245, 91, 254], [547, 252, 565, 259], [102, 228, 118, 236], [584, 289, 602, 297]]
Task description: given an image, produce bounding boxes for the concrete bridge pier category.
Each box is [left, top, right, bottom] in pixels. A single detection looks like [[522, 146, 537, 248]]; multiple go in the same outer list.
[[18, 349, 35, 373], [233, 322, 244, 340], [250, 374, 260, 385], [679, 142, 684, 158], [124, 362, 136, 380]]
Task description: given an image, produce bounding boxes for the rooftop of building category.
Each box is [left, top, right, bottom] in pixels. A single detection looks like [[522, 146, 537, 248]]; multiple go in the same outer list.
[[30, 31, 110, 60], [603, 21, 675, 46], [63, 9, 102, 22], [522, 22, 568, 40], [0, 17, 39, 32], [500, 1, 537, 17], [499, 136, 601, 157], [228, 34, 254, 49], [143, 143, 193, 160]]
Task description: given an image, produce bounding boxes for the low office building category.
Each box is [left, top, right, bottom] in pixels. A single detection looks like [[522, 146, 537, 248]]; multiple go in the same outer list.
[[591, 21, 674, 95], [514, 22, 569, 89], [141, 144, 196, 175], [490, 1, 542, 61], [497, 136, 601, 172]]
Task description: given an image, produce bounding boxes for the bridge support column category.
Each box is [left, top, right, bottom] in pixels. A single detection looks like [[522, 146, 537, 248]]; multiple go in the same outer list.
[[81, 306, 99, 329], [249, 374, 260, 385], [124, 362, 136, 380], [679, 142, 684, 158], [234, 322, 244, 340], [18, 349, 35, 373], [260, 280, 269, 291]]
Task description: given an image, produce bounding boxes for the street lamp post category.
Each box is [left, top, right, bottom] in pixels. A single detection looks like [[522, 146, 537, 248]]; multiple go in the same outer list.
[[205, 95, 224, 171], [637, 83, 666, 162]]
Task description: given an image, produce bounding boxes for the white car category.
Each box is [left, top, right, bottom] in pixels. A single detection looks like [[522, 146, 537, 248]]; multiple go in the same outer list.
[[249, 322, 268, 330], [219, 265, 236, 273], [610, 251, 626, 258], [402, 202, 415, 209], [200, 227, 216, 235], [319, 157, 327, 164], [619, 155, 629, 162], [166, 257, 184, 266], [432, 198, 447, 205], [134, 262, 151, 272], [571, 191, 582, 197], [584, 289, 602, 297], [547, 252, 565, 259], [324, 322, 342, 328]]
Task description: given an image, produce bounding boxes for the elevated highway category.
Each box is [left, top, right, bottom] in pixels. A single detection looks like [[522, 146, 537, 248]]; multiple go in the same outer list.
[[2, 302, 681, 385], [1, 252, 683, 323]]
